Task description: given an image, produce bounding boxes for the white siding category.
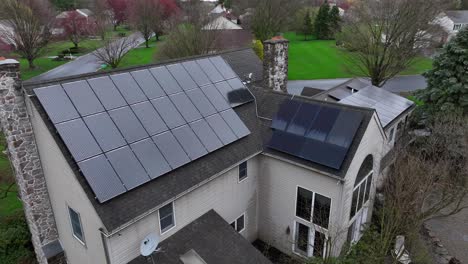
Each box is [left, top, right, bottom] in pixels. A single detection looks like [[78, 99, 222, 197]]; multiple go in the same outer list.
[[28, 99, 108, 264], [106, 156, 261, 264]]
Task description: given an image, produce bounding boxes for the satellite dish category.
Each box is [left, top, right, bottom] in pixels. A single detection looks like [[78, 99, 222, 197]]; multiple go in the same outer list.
[[140, 232, 160, 257]]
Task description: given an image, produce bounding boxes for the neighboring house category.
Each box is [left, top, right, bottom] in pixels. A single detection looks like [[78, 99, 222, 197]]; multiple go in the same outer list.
[[0, 20, 16, 48], [53, 9, 95, 36], [437, 10, 468, 42], [204, 15, 242, 30], [0, 38, 413, 264]]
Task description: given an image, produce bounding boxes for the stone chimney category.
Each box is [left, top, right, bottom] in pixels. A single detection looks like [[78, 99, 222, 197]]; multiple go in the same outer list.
[[263, 36, 289, 93], [0, 59, 65, 264]]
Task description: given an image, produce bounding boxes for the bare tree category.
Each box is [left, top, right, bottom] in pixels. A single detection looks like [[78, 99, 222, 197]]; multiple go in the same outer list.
[[93, 0, 112, 40], [93, 35, 137, 68], [128, 0, 156, 48], [0, 0, 54, 69], [338, 0, 451, 87]]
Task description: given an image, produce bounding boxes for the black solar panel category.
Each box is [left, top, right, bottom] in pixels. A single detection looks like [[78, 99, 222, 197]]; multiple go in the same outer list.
[[226, 78, 254, 105], [34, 55, 251, 203], [267, 100, 363, 170]]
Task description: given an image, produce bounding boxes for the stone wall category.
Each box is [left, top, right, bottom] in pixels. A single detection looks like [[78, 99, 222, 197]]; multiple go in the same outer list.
[[0, 60, 65, 264], [263, 37, 289, 93]]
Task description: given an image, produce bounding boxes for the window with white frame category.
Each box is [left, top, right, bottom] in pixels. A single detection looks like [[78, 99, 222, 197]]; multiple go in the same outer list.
[[238, 161, 247, 182], [350, 155, 373, 220], [159, 203, 175, 233], [454, 24, 462, 30], [230, 213, 245, 232], [68, 206, 85, 244], [388, 127, 395, 143], [294, 187, 331, 258]]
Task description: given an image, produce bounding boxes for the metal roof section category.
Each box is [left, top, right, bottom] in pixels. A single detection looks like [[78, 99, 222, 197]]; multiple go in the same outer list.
[[34, 56, 252, 203], [339, 86, 414, 128]]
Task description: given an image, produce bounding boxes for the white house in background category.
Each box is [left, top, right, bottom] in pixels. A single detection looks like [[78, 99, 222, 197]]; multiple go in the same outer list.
[[204, 15, 242, 30], [437, 10, 468, 41], [0, 38, 414, 264]]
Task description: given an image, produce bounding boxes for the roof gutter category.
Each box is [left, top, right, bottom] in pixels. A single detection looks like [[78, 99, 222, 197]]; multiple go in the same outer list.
[[100, 151, 263, 237]]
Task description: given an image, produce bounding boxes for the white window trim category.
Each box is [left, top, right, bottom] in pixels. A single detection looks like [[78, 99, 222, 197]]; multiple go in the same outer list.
[[158, 202, 176, 235], [294, 185, 332, 229], [238, 161, 248, 183], [67, 206, 86, 246], [349, 170, 373, 223], [292, 220, 329, 258], [231, 212, 246, 233]]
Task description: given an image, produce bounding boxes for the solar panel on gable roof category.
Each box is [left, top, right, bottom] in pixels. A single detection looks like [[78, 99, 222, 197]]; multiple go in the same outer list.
[[206, 114, 237, 145], [186, 88, 217, 117], [167, 63, 198, 91], [152, 132, 190, 169], [226, 78, 254, 105], [271, 100, 301, 131], [130, 139, 171, 179], [172, 125, 208, 160], [214, 81, 238, 104], [83, 112, 126, 152], [209, 56, 237, 79], [34, 85, 80, 124], [326, 111, 363, 148], [220, 109, 250, 138], [130, 70, 165, 99], [169, 92, 202, 123], [267, 130, 306, 157], [200, 84, 230, 112], [56, 119, 102, 161], [110, 73, 147, 104], [87, 76, 127, 110], [77, 155, 126, 203], [189, 119, 223, 152], [130, 101, 168, 136], [150, 66, 182, 95], [301, 139, 347, 169], [182, 61, 211, 87], [62, 81, 104, 117], [306, 107, 341, 142], [106, 146, 150, 190], [196, 58, 224, 83], [108, 106, 149, 143], [286, 103, 321, 136], [151, 97, 186, 129]]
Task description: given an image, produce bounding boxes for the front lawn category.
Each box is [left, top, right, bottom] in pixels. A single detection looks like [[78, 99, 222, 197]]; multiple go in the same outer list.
[[0, 133, 21, 218], [284, 32, 433, 80], [119, 44, 159, 69]]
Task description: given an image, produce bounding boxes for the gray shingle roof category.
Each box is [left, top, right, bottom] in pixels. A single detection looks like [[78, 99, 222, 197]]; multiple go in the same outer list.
[[129, 210, 272, 264], [445, 10, 468, 24]]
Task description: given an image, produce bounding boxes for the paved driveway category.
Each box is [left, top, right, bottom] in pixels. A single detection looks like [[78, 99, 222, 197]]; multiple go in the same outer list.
[[287, 75, 427, 95], [26, 32, 146, 83]]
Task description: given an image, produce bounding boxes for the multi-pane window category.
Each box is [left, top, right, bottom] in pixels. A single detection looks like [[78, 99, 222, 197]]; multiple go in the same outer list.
[[296, 187, 313, 221], [350, 155, 373, 219], [230, 214, 245, 232], [68, 207, 85, 244], [296, 187, 331, 228], [238, 161, 247, 182], [159, 203, 175, 233], [296, 223, 309, 254], [388, 127, 395, 143], [313, 194, 331, 229], [454, 24, 462, 30]]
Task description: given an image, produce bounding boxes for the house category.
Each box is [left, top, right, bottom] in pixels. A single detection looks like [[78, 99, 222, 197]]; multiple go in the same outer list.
[[0, 38, 414, 264], [0, 20, 16, 49], [53, 9, 95, 36], [437, 10, 468, 42]]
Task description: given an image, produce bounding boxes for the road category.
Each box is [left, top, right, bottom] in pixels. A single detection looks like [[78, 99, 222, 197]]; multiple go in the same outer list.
[[26, 32, 146, 83], [287, 75, 427, 95]]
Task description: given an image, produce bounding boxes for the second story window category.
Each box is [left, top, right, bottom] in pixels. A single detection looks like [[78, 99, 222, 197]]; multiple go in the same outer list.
[[295, 187, 332, 228], [68, 206, 85, 244], [159, 202, 175, 234], [238, 161, 248, 182], [350, 155, 373, 220], [230, 214, 245, 232]]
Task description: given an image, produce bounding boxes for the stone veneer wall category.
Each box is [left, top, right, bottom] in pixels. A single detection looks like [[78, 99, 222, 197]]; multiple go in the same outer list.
[[0, 60, 65, 264], [263, 38, 289, 93]]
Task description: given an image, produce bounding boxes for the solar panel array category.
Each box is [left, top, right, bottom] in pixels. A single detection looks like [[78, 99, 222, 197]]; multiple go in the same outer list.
[[35, 56, 252, 203], [267, 100, 363, 170], [339, 86, 414, 127]]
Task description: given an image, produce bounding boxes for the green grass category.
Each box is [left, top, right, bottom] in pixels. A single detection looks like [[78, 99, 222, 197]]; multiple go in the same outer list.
[[0, 134, 21, 218], [19, 58, 68, 81], [285, 32, 433, 80]]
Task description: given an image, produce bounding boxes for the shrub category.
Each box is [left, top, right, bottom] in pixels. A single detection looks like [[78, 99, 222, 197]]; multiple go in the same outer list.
[[0, 212, 35, 264], [252, 40, 264, 60]]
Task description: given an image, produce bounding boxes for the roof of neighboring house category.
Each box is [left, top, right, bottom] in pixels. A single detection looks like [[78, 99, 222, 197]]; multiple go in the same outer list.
[[313, 78, 369, 102], [213, 30, 253, 52], [205, 16, 242, 30], [76, 8, 93, 17], [445, 10, 468, 24], [210, 4, 226, 14], [301, 87, 325, 97], [129, 210, 272, 264], [23, 48, 374, 232]]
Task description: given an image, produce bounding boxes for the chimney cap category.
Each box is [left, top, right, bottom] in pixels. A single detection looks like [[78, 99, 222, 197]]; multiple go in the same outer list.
[[0, 57, 19, 65], [264, 36, 289, 44]]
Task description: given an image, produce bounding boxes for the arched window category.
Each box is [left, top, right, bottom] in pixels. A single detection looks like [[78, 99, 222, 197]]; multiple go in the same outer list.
[[350, 155, 373, 219]]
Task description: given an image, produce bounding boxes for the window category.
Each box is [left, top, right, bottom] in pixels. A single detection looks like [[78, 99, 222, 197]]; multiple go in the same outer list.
[[159, 203, 175, 233], [388, 127, 395, 143], [350, 155, 373, 220], [230, 214, 245, 232], [296, 187, 313, 221], [238, 161, 247, 182], [68, 207, 85, 244], [454, 24, 462, 30], [313, 194, 331, 229], [313, 231, 326, 257], [295, 222, 309, 254]]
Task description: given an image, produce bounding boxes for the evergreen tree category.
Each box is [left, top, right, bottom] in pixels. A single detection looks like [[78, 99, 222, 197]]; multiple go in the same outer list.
[[302, 9, 313, 40], [329, 5, 341, 35], [314, 1, 331, 40], [417, 27, 468, 114]]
